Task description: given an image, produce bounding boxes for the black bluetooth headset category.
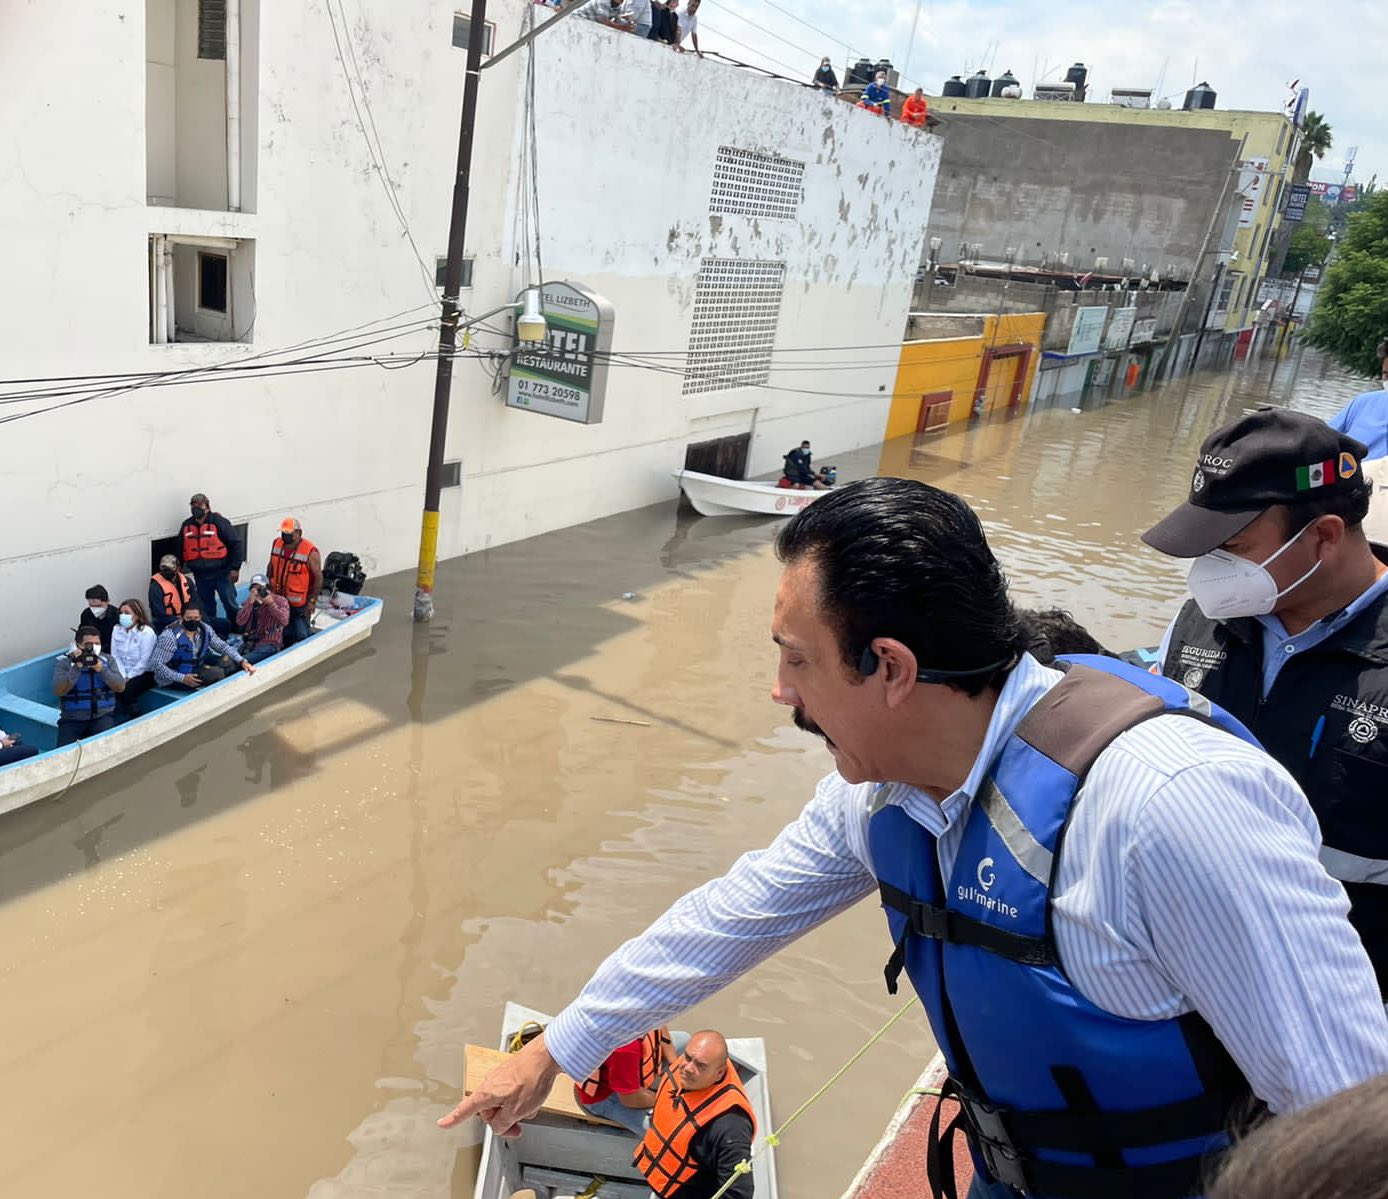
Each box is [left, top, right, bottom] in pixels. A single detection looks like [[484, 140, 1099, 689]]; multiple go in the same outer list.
[[856, 643, 1016, 684]]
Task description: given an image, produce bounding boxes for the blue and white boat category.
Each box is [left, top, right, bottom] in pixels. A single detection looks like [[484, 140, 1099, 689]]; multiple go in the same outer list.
[[0, 595, 383, 817]]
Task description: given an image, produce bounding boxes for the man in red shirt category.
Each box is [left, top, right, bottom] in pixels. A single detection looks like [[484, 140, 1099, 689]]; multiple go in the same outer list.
[[573, 1026, 675, 1135]]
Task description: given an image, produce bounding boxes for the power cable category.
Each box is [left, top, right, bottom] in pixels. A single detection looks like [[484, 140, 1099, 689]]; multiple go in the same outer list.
[[324, 0, 439, 301]]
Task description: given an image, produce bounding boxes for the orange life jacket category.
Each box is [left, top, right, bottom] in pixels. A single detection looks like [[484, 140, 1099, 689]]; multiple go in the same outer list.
[[151, 571, 193, 618], [576, 1026, 672, 1103], [268, 536, 318, 608], [182, 518, 229, 563], [634, 1061, 756, 1198]]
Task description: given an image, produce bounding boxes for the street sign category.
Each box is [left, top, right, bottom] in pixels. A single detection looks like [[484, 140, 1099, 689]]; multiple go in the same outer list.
[[1284, 184, 1311, 223], [506, 281, 615, 424]]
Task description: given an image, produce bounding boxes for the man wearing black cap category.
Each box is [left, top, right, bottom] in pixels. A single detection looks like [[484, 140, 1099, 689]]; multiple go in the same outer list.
[[1144, 407, 1388, 994]]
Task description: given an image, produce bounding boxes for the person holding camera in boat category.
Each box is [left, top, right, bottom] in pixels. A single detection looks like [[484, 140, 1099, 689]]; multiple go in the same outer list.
[[236, 574, 290, 665], [442, 477, 1388, 1199], [149, 602, 255, 691], [52, 625, 126, 746]]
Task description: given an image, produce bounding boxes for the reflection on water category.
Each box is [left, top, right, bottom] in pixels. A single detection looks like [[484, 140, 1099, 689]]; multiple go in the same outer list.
[[0, 347, 1363, 1198]]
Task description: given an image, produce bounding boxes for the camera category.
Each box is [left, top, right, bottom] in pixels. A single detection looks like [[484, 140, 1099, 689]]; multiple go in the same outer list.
[[78, 647, 100, 668], [250, 583, 269, 600]]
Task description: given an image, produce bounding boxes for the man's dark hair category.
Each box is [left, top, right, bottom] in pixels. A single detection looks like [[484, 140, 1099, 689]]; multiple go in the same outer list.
[[183, 602, 203, 618], [1018, 608, 1112, 662], [76, 625, 102, 644], [775, 478, 1029, 696], [85, 584, 109, 603], [1277, 481, 1373, 539]]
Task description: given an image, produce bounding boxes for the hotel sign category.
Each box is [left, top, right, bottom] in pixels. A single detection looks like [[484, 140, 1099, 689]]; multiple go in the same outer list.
[[506, 281, 615, 424]]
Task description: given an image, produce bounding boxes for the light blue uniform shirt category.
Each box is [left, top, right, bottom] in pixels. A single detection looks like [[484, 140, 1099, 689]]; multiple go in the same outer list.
[[1329, 387, 1388, 459], [545, 654, 1388, 1114], [1159, 569, 1388, 696]]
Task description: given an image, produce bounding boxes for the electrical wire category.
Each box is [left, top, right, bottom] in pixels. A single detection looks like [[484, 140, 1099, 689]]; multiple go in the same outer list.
[[324, 0, 439, 301]]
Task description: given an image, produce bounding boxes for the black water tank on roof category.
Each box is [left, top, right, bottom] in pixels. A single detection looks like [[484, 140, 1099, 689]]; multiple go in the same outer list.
[[875, 59, 894, 80], [991, 69, 1019, 97], [848, 59, 874, 86], [1184, 81, 1217, 110], [964, 69, 991, 99], [942, 74, 967, 97], [1065, 61, 1088, 100]]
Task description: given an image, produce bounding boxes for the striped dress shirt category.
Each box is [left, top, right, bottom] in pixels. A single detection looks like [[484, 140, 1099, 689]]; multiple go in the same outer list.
[[545, 655, 1388, 1113]]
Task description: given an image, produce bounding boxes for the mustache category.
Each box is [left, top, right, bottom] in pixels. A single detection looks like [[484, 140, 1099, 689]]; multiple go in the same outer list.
[[792, 707, 828, 740]]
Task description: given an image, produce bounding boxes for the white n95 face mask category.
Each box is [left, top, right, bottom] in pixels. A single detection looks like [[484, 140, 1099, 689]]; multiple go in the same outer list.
[[1187, 520, 1321, 620]]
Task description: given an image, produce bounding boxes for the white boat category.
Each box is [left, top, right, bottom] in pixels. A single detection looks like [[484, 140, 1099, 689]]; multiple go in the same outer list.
[[0, 595, 383, 817], [674, 469, 829, 518], [475, 1001, 780, 1199]]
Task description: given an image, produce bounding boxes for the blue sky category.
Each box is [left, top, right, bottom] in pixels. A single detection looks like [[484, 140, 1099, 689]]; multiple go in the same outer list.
[[699, 0, 1383, 188]]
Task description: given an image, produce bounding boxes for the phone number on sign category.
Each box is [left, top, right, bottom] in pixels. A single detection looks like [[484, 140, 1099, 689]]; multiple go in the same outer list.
[[515, 379, 582, 406]]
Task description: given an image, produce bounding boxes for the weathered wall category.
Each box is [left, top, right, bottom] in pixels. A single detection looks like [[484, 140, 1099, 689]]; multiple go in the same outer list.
[[927, 115, 1237, 280], [0, 0, 938, 662]]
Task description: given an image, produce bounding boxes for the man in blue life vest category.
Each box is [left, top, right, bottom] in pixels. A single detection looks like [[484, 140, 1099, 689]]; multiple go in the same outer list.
[[441, 479, 1388, 1199], [149, 601, 256, 691], [53, 625, 127, 746]]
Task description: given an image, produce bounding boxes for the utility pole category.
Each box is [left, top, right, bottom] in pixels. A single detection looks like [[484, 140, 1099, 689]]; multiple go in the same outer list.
[[413, 0, 487, 623], [412, 0, 585, 623], [1156, 135, 1245, 382]]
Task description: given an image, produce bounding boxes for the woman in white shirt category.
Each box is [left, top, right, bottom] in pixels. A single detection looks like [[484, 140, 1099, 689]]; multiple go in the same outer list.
[[112, 598, 158, 720]]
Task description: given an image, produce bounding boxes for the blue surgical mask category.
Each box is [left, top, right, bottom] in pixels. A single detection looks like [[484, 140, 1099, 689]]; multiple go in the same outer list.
[[118, 613, 134, 629]]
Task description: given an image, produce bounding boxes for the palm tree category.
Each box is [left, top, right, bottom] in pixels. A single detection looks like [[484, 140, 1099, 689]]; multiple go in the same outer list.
[[1293, 111, 1333, 182]]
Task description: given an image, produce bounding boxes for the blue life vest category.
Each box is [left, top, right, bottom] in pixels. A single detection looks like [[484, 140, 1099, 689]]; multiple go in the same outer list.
[[167, 627, 211, 677], [868, 656, 1261, 1199], [60, 665, 117, 721]]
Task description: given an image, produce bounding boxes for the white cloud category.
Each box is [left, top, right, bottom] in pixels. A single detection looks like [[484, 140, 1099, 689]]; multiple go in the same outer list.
[[700, 0, 1384, 187]]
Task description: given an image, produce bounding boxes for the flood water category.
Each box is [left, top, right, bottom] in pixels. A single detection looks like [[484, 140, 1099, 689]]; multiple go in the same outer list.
[[0, 346, 1367, 1199]]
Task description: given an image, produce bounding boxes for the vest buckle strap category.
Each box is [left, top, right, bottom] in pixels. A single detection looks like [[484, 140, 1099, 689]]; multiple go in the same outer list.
[[950, 1083, 1030, 1193]]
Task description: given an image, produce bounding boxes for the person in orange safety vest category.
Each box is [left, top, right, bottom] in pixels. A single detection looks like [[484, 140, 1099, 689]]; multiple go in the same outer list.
[[634, 1030, 756, 1199], [266, 517, 323, 648]]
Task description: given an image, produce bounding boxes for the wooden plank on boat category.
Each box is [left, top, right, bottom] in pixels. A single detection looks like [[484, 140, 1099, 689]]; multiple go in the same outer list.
[[520, 1166, 649, 1199], [464, 1044, 621, 1127]]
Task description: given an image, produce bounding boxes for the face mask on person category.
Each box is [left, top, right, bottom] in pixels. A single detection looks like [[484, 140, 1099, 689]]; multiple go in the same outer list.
[[160, 565, 177, 579], [182, 617, 202, 632], [89, 605, 107, 618], [118, 613, 134, 629], [191, 507, 208, 521], [1186, 520, 1322, 620]]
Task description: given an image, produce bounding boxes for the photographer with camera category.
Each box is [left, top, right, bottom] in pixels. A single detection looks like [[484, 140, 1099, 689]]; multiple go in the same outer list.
[[52, 626, 127, 746], [235, 573, 290, 664]]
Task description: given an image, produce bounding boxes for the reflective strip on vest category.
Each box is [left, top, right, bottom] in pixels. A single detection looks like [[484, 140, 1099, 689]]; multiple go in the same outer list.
[[1321, 845, 1388, 885], [977, 777, 1053, 886]]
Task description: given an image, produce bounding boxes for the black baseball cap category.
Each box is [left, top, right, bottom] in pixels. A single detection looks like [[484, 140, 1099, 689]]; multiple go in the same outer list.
[[1142, 408, 1368, 558]]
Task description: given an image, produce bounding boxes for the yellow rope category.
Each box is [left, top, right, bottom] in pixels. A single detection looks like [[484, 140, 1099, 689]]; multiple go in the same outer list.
[[705, 996, 920, 1199]]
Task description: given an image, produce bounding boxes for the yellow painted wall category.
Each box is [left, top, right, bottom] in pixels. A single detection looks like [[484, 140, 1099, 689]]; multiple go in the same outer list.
[[885, 312, 1046, 441]]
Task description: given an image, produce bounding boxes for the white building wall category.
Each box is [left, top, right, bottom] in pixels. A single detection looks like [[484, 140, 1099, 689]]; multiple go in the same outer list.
[[0, 0, 938, 663]]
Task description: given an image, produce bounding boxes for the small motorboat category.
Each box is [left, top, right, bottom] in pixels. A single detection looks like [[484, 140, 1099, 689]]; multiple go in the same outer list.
[[472, 1002, 780, 1199], [0, 594, 383, 817], [674, 469, 830, 518]]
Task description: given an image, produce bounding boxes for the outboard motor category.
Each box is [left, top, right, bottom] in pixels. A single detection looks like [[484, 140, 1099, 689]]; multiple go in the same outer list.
[[322, 551, 367, 597]]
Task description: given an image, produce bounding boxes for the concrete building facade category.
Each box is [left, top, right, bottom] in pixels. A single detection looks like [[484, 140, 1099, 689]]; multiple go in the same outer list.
[[0, 0, 940, 662], [925, 96, 1295, 337]]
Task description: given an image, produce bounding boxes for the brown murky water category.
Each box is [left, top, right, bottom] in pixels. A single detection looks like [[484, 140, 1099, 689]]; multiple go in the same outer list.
[[0, 346, 1366, 1198]]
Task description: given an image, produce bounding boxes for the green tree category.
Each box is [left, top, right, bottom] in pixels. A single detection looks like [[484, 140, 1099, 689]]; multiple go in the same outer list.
[[1283, 224, 1332, 277], [1294, 111, 1333, 182], [1305, 189, 1388, 376]]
